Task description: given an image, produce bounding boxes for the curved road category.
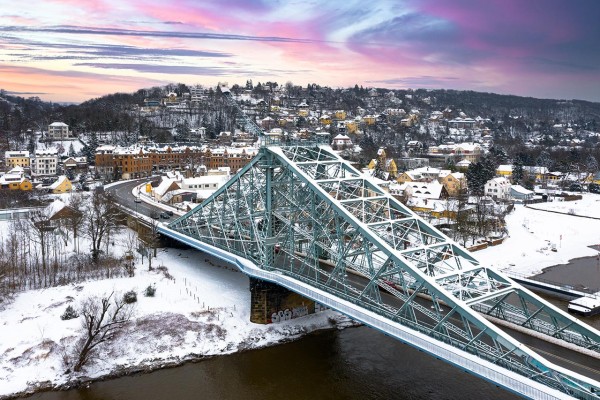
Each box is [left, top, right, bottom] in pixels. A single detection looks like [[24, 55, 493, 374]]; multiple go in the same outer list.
[[106, 178, 166, 219]]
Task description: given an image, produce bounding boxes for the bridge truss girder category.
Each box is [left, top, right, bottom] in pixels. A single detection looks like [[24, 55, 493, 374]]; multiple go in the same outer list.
[[169, 145, 600, 398]]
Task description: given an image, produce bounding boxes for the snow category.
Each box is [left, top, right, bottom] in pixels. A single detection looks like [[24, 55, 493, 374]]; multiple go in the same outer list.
[[477, 194, 600, 276], [0, 228, 341, 398]]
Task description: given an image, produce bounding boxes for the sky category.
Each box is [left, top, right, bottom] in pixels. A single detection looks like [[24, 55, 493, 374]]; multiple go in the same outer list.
[[0, 0, 599, 103]]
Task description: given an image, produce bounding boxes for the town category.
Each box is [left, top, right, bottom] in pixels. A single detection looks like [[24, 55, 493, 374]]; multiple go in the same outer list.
[[2, 83, 599, 250]]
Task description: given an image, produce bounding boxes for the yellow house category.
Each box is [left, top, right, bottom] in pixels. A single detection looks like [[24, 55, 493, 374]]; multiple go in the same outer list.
[[334, 110, 347, 120], [439, 172, 466, 197], [319, 114, 332, 125], [368, 149, 398, 179], [496, 165, 513, 178], [0, 167, 32, 190], [363, 115, 376, 125], [49, 175, 72, 194], [5, 151, 31, 169], [0, 177, 32, 190], [345, 120, 358, 134]]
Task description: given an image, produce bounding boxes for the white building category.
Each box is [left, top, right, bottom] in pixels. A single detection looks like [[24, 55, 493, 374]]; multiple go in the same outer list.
[[484, 177, 511, 201], [32, 149, 59, 176], [48, 122, 69, 140]]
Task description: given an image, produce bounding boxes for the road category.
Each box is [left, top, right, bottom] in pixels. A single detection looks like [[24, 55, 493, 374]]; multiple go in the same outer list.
[[106, 178, 166, 220]]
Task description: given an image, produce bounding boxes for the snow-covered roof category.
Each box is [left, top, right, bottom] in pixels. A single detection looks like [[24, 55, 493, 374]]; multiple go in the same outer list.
[[155, 178, 180, 197], [5, 151, 30, 158], [43, 199, 68, 218], [407, 181, 444, 199], [49, 122, 68, 127], [510, 185, 533, 195], [49, 175, 68, 190]]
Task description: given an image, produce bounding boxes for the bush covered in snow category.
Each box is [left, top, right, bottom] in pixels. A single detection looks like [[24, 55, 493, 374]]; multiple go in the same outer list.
[[123, 290, 137, 304], [61, 305, 79, 320], [144, 285, 156, 297]]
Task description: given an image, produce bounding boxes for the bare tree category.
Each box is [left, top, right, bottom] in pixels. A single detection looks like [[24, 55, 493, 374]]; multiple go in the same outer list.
[[27, 211, 55, 287], [72, 293, 134, 372], [67, 193, 86, 253], [83, 191, 121, 262]]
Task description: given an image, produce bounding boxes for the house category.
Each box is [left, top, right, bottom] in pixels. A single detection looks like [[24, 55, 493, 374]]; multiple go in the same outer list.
[[153, 177, 181, 202], [363, 115, 376, 125], [48, 175, 72, 194], [319, 114, 332, 125], [397, 157, 428, 171], [297, 100, 309, 117], [523, 166, 549, 182], [0, 167, 32, 190], [48, 122, 70, 140], [406, 141, 423, 154], [5, 151, 30, 169], [331, 134, 353, 150], [334, 110, 347, 120], [396, 171, 423, 184], [455, 159, 471, 171], [496, 165, 513, 178], [406, 181, 447, 200], [439, 172, 466, 197], [510, 185, 534, 202], [32, 149, 59, 176], [368, 149, 397, 179], [484, 177, 511, 201], [43, 199, 82, 221]]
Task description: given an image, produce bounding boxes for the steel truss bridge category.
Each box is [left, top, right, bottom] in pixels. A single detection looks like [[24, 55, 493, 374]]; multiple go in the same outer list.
[[159, 139, 600, 398]]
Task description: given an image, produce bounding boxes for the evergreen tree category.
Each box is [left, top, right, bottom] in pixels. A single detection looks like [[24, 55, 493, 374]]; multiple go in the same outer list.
[[512, 155, 525, 184], [82, 132, 98, 163], [68, 142, 76, 157]]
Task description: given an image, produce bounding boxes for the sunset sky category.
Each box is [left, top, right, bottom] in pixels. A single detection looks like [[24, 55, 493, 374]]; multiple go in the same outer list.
[[1, 0, 599, 103]]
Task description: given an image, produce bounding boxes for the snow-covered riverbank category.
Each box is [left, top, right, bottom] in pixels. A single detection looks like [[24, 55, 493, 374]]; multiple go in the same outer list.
[[0, 247, 345, 399], [477, 194, 600, 276]]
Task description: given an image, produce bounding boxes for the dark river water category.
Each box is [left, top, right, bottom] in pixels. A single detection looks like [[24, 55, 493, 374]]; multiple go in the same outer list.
[[26, 254, 600, 400], [27, 326, 518, 400]]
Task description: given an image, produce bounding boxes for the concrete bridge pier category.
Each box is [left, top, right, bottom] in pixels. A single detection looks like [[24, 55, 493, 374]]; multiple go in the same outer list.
[[249, 277, 316, 324]]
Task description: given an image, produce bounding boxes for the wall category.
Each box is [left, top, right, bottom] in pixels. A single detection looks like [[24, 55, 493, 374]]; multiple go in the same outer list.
[[249, 277, 316, 324]]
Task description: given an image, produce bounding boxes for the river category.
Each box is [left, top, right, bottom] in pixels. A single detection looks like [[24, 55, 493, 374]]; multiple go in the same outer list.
[[26, 325, 518, 400]]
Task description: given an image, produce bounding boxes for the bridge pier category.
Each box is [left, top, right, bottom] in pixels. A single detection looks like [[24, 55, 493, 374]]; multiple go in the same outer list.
[[249, 277, 316, 324]]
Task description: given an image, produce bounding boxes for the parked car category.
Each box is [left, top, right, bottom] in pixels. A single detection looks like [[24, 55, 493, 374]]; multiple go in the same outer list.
[[150, 212, 159, 220], [165, 210, 174, 216], [589, 183, 600, 194], [160, 212, 171, 219], [569, 183, 583, 192]]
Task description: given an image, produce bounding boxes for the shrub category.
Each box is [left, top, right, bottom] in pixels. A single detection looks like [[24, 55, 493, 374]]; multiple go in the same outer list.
[[144, 285, 156, 297], [61, 305, 79, 320], [123, 290, 137, 304]]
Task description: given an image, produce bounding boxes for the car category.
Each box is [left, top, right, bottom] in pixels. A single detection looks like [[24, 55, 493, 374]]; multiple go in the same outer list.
[[590, 183, 600, 194], [160, 212, 171, 219], [134, 197, 142, 203], [569, 183, 583, 192], [165, 210, 174, 216], [150, 212, 160, 220]]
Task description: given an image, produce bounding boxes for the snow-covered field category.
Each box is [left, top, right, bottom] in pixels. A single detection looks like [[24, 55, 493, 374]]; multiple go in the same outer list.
[[0, 240, 342, 398], [478, 194, 600, 275], [2, 193, 600, 398]]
